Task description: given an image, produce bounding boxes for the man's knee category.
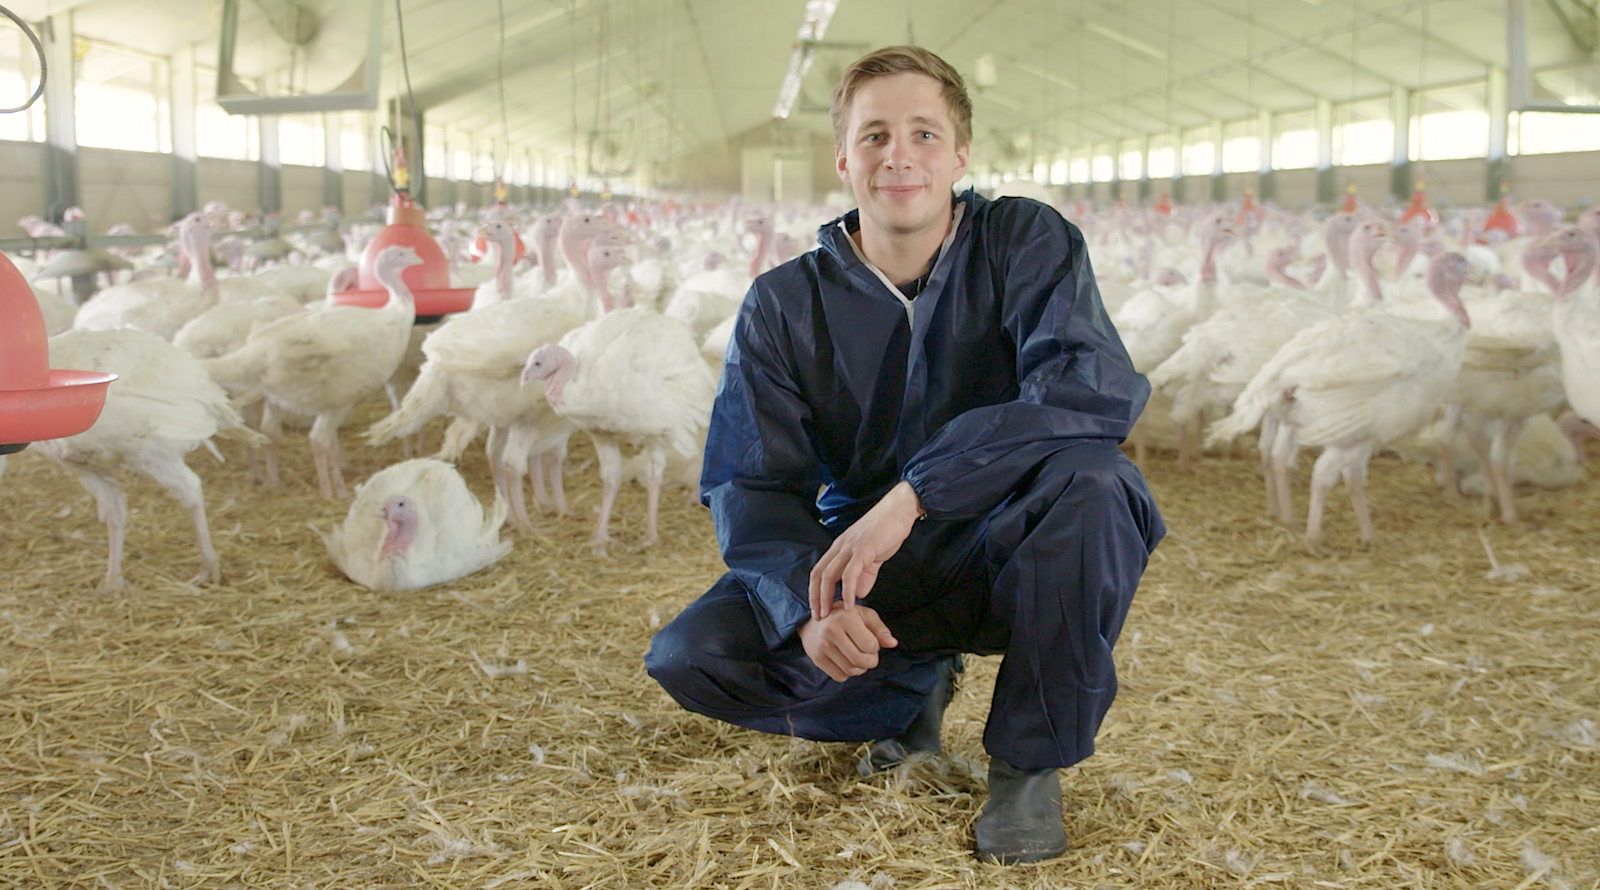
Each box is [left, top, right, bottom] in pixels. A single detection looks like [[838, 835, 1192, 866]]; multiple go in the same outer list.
[[645, 574, 762, 692], [991, 442, 1162, 553]]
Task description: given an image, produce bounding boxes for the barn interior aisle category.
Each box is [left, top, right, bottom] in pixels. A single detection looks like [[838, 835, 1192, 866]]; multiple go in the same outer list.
[[1, 417, 1595, 889]]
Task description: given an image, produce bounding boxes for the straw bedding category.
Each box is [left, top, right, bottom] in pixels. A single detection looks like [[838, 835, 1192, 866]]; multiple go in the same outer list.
[[0, 407, 1595, 889]]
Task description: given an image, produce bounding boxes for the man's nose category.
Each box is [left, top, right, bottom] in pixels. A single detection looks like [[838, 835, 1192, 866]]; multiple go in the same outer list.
[[883, 138, 912, 169]]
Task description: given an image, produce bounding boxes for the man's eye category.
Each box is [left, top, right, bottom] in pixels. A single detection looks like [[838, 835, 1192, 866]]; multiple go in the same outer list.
[[920, 132, 935, 139]]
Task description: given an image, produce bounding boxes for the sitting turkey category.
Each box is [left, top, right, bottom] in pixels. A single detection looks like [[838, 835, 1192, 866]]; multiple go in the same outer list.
[[318, 458, 511, 591]]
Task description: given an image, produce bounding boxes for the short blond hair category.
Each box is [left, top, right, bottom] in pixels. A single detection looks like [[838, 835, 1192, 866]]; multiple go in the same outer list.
[[830, 45, 972, 148]]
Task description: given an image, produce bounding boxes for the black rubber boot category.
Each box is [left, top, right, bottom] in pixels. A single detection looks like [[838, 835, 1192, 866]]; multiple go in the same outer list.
[[857, 654, 962, 775], [973, 759, 1067, 864]]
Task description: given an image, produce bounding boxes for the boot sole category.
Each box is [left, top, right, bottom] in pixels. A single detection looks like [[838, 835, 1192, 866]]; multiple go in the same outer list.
[[976, 841, 1069, 865]]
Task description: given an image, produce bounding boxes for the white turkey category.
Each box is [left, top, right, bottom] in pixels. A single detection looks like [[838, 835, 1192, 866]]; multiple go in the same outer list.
[[520, 305, 716, 550], [366, 234, 588, 531], [203, 246, 422, 499], [318, 458, 511, 591], [1540, 227, 1600, 429], [1433, 242, 1566, 522], [537, 212, 625, 318], [1208, 252, 1473, 549], [1116, 211, 1234, 465], [1147, 244, 1338, 483], [73, 214, 215, 339], [31, 329, 265, 591]]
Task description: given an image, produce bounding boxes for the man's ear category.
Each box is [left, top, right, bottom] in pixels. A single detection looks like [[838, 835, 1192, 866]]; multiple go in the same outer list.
[[836, 144, 850, 185], [953, 142, 970, 183]]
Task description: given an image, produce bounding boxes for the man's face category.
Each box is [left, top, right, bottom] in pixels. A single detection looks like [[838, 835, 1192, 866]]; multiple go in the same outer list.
[[837, 72, 970, 239]]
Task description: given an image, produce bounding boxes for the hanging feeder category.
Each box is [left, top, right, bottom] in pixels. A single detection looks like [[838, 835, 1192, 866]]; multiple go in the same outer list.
[[469, 180, 526, 264], [1153, 193, 1173, 215], [330, 150, 475, 323], [1341, 182, 1360, 214], [1398, 179, 1438, 227], [1483, 183, 1519, 240], [0, 251, 116, 455], [1235, 187, 1264, 228]]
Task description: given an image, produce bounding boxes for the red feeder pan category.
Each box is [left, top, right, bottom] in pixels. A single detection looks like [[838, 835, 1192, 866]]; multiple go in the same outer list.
[[331, 198, 476, 321], [1483, 191, 1519, 240], [1399, 181, 1438, 227], [0, 251, 116, 454]]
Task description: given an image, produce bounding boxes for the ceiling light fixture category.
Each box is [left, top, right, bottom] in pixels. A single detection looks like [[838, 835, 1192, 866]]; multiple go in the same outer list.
[[1085, 21, 1167, 61], [1013, 60, 1078, 91], [772, 0, 843, 119]]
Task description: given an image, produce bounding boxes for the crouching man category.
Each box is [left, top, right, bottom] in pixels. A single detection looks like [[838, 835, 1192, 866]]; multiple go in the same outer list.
[[646, 45, 1164, 864]]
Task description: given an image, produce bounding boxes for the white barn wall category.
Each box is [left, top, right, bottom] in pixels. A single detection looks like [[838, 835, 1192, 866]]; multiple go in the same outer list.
[[79, 148, 171, 233], [3, 139, 1598, 234], [1272, 169, 1318, 208], [342, 170, 376, 217], [280, 165, 324, 219], [197, 158, 259, 219], [1511, 150, 1600, 206], [0, 141, 46, 235]]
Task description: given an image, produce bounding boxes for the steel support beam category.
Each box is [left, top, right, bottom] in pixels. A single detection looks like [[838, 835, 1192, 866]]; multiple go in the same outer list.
[[1315, 98, 1336, 204], [169, 45, 198, 221], [1487, 65, 1511, 200], [40, 13, 78, 222], [323, 112, 343, 210], [259, 112, 281, 214], [1137, 134, 1151, 203], [1391, 85, 1413, 200], [1209, 118, 1225, 201], [1257, 109, 1275, 202]]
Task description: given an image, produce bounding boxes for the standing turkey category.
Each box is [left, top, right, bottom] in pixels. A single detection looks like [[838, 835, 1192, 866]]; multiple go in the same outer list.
[[519, 304, 716, 551], [31, 329, 265, 591]]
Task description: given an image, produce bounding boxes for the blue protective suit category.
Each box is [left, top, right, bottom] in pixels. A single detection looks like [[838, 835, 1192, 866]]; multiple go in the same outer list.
[[646, 190, 1165, 770]]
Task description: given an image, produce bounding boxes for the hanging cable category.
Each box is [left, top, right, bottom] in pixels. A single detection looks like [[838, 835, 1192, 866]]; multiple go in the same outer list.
[[0, 4, 47, 114], [392, 0, 423, 196], [496, 0, 509, 184], [1415, 6, 1429, 166]]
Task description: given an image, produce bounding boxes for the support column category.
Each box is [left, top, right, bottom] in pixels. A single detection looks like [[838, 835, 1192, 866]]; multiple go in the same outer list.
[[1315, 98, 1335, 204], [1487, 65, 1510, 200], [1257, 109, 1275, 202], [368, 110, 387, 210], [1170, 130, 1184, 202], [438, 127, 456, 209], [1137, 134, 1151, 204], [259, 114, 281, 214], [1109, 141, 1121, 204], [1390, 84, 1413, 201], [322, 112, 343, 210], [40, 13, 79, 221], [1209, 118, 1225, 202], [169, 46, 198, 221]]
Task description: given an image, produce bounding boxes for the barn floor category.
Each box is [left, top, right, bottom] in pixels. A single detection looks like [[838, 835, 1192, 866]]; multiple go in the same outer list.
[[0, 406, 1596, 890]]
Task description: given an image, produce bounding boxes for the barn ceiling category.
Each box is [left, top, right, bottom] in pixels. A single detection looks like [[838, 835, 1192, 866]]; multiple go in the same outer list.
[[2, 0, 1595, 174]]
